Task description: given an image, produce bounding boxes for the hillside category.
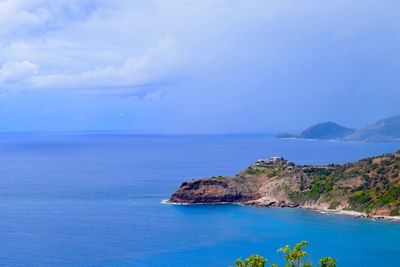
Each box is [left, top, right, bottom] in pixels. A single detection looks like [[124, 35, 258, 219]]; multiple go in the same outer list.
[[170, 152, 400, 217], [277, 115, 400, 142], [344, 115, 400, 142], [299, 122, 355, 140]]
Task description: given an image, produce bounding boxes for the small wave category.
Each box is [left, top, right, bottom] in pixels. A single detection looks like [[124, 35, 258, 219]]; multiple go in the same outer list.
[[160, 199, 190, 205], [160, 199, 242, 206]]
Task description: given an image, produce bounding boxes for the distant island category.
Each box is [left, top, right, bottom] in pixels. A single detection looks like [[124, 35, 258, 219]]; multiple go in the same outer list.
[[276, 115, 400, 142], [169, 152, 400, 220]]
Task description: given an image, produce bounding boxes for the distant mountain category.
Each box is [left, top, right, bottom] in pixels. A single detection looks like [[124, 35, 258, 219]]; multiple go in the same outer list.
[[344, 115, 400, 142], [277, 115, 400, 142], [299, 122, 355, 140], [277, 122, 355, 140]]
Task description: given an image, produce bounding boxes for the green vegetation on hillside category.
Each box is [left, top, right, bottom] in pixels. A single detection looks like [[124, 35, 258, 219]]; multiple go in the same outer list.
[[287, 152, 400, 214], [170, 151, 400, 216]]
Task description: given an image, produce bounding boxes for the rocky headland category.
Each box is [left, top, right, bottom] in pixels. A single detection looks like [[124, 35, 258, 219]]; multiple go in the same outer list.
[[170, 152, 400, 220]]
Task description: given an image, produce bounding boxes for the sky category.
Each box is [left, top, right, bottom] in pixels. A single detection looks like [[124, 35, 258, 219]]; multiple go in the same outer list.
[[0, 0, 399, 134]]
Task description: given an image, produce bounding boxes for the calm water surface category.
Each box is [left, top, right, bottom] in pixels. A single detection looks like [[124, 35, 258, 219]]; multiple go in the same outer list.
[[0, 133, 399, 266]]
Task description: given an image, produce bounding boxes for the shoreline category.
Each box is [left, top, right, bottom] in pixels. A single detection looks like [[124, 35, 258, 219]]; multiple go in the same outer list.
[[161, 199, 243, 206], [164, 199, 400, 222], [303, 207, 400, 222]]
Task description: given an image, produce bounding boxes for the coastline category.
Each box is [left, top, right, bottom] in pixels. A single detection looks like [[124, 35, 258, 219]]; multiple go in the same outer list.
[[169, 153, 400, 224], [164, 199, 400, 222], [298, 202, 400, 221], [302, 206, 400, 222], [314, 208, 400, 221]]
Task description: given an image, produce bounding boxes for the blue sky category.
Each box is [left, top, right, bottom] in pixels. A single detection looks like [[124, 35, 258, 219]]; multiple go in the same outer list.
[[0, 0, 399, 134]]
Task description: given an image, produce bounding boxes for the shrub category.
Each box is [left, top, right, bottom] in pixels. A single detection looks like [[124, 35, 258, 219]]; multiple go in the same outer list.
[[348, 191, 371, 208], [235, 255, 267, 267], [328, 200, 340, 210], [390, 208, 399, 216], [320, 257, 337, 267], [234, 241, 336, 267]]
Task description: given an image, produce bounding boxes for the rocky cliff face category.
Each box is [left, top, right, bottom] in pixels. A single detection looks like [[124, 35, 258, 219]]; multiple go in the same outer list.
[[171, 157, 327, 207], [170, 177, 263, 204], [170, 153, 400, 216]]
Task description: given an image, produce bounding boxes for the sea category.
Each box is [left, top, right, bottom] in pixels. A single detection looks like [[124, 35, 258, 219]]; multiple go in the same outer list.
[[0, 133, 399, 267]]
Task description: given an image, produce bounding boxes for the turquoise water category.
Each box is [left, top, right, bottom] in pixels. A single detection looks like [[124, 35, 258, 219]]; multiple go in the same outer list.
[[0, 133, 399, 266]]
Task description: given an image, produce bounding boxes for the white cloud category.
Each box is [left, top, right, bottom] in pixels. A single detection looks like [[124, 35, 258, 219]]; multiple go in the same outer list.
[[0, 0, 103, 38], [0, 0, 398, 99], [0, 0, 189, 96], [28, 37, 181, 94], [0, 60, 39, 83]]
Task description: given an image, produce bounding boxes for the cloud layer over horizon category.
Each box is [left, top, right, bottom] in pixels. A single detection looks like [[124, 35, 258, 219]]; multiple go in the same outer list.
[[0, 0, 399, 133]]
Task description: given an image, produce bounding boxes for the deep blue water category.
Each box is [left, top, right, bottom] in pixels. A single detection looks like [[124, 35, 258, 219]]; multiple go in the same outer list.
[[0, 133, 399, 267]]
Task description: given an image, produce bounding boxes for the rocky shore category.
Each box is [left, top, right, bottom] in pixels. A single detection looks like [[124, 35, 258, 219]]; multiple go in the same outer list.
[[169, 153, 400, 221]]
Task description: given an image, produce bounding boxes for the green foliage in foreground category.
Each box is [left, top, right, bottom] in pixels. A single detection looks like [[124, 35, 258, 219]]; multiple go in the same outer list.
[[234, 241, 336, 267]]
